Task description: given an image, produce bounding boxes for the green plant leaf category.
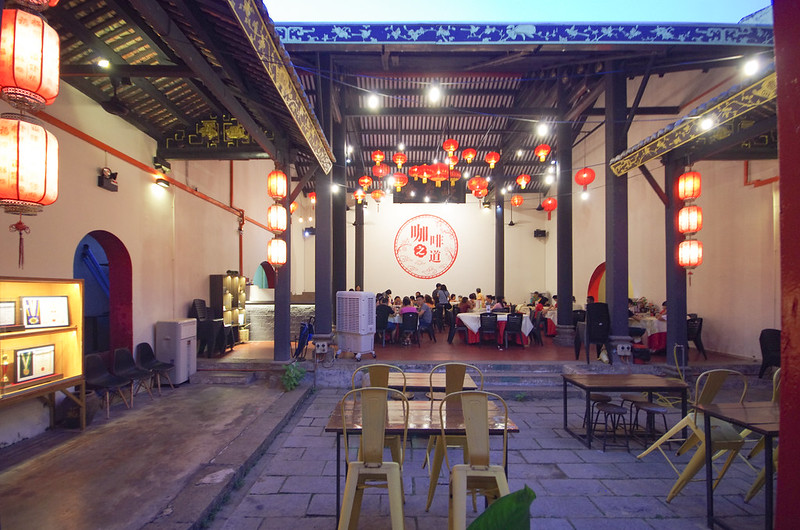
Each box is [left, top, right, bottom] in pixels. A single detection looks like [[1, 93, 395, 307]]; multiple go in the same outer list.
[[467, 485, 536, 530]]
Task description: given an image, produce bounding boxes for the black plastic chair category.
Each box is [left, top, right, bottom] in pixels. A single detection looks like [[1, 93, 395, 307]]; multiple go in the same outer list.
[[503, 313, 524, 349], [189, 299, 224, 357], [375, 308, 391, 347], [758, 328, 781, 378], [135, 342, 174, 395], [478, 312, 498, 345], [112, 348, 154, 406], [574, 302, 612, 364], [687, 316, 707, 359], [84, 353, 130, 418], [447, 308, 468, 344], [529, 311, 544, 346], [432, 305, 445, 332], [400, 312, 421, 347], [572, 310, 586, 326]]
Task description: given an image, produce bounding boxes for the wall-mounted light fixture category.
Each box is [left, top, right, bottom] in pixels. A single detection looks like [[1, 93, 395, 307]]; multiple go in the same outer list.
[[97, 167, 118, 192], [155, 177, 170, 188]]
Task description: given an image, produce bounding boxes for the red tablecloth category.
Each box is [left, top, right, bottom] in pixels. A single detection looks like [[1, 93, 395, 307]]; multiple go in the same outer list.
[[458, 318, 529, 346]]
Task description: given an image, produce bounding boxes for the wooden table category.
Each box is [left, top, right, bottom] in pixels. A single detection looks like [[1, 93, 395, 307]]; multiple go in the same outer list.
[[562, 373, 689, 448], [698, 402, 779, 529], [386, 372, 477, 392], [326, 399, 518, 519]]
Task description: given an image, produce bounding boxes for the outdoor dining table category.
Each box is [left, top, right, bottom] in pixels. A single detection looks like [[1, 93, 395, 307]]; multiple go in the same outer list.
[[386, 372, 478, 392], [455, 312, 533, 346], [326, 398, 519, 520], [562, 373, 689, 448], [698, 401, 779, 529]]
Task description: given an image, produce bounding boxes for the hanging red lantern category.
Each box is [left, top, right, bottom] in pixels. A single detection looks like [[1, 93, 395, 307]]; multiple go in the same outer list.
[[353, 188, 366, 204], [392, 172, 408, 192], [0, 116, 58, 213], [308, 191, 316, 205], [510, 195, 524, 207], [467, 176, 488, 192], [370, 189, 385, 202], [430, 163, 449, 187], [534, 144, 551, 162], [447, 155, 459, 169], [442, 138, 459, 156], [358, 175, 373, 190], [574, 167, 596, 191], [462, 148, 477, 164], [408, 166, 420, 180], [542, 196, 557, 220], [266, 238, 287, 268], [371, 150, 385, 165], [290, 201, 298, 214], [420, 165, 432, 184], [485, 151, 500, 169], [372, 163, 390, 178], [678, 205, 703, 234], [678, 171, 702, 201], [473, 188, 488, 198], [0, 9, 60, 112], [392, 152, 407, 169], [516, 174, 531, 189], [266, 204, 287, 234], [678, 239, 703, 268], [267, 170, 287, 199], [449, 168, 461, 186]]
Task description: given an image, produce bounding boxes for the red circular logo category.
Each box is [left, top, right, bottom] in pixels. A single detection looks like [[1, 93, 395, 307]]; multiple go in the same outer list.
[[394, 214, 458, 279]]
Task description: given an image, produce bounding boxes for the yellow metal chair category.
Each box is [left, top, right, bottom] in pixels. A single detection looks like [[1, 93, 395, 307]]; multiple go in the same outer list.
[[637, 369, 748, 502], [440, 391, 510, 529], [424, 362, 485, 511], [338, 387, 409, 530], [352, 364, 410, 465], [744, 368, 781, 503]]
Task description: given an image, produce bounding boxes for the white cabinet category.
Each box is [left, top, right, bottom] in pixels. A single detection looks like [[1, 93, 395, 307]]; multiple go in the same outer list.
[[155, 319, 197, 384]]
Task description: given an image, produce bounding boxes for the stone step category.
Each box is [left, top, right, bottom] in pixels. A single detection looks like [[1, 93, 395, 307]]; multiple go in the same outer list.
[[483, 371, 564, 387], [190, 370, 257, 385]]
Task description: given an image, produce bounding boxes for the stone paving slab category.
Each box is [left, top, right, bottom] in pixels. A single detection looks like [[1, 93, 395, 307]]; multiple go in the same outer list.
[[208, 388, 775, 529]]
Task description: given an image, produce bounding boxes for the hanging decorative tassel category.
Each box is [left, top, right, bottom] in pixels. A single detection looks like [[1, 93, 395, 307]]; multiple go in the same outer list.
[[9, 216, 30, 268]]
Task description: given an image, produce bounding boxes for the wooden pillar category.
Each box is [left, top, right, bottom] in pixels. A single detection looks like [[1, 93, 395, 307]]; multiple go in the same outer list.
[[273, 198, 291, 361], [494, 164, 505, 299], [354, 200, 364, 290], [774, 0, 800, 524], [554, 69, 575, 346], [314, 54, 334, 338], [663, 159, 688, 366], [332, 110, 347, 296]]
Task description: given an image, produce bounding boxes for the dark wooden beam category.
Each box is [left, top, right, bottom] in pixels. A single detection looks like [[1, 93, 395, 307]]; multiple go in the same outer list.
[[344, 106, 679, 117], [668, 115, 778, 164], [639, 164, 668, 206], [60, 64, 194, 78]]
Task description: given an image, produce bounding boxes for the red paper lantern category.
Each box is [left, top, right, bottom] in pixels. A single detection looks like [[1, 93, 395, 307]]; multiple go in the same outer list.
[[442, 138, 459, 156], [574, 167, 596, 191], [372, 163, 390, 178], [447, 155, 459, 169], [462, 148, 477, 164], [266, 237, 287, 268], [371, 150, 385, 165], [430, 163, 449, 187], [473, 188, 488, 198], [290, 201, 298, 214], [420, 165, 432, 184], [392, 152, 407, 169], [485, 151, 500, 169], [678, 205, 703, 234], [0, 9, 60, 112], [510, 195, 523, 207], [370, 189, 385, 202], [516, 174, 531, 189], [449, 168, 462, 186], [267, 170, 287, 199], [678, 171, 701, 201], [0, 116, 58, 213], [308, 192, 316, 204], [534, 144, 551, 162], [266, 203, 287, 234], [353, 188, 366, 204], [678, 239, 703, 268], [408, 166, 420, 180], [467, 176, 488, 192], [358, 175, 373, 190], [542, 196, 557, 220], [392, 172, 408, 192]]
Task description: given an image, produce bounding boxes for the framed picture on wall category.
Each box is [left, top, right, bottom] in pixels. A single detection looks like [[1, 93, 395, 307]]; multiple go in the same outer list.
[[21, 296, 70, 329], [15, 344, 56, 383], [0, 300, 20, 331]]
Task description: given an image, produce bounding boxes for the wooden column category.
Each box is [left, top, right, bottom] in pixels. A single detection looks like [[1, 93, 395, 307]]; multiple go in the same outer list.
[[314, 54, 334, 338], [774, 0, 800, 524], [273, 199, 291, 361], [332, 111, 347, 296], [554, 70, 575, 346], [663, 159, 688, 366], [354, 200, 364, 290], [494, 164, 505, 299]]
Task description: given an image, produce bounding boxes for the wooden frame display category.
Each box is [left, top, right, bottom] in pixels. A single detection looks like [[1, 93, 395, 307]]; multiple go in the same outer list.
[[15, 344, 56, 383], [0, 300, 23, 332], [22, 296, 70, 329]]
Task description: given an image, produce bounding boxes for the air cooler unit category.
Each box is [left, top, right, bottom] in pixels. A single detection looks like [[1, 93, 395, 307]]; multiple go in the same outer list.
[[335, 291, 376, 361]]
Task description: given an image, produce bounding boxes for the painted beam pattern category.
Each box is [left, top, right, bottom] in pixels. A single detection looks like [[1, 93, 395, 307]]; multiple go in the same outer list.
[[227, 0, 334, 174], [609, 72, 777, 176], [275, 23, 773, 46]]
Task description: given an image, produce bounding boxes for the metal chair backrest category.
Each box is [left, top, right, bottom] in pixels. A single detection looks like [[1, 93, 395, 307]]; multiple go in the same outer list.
[[341, 387, 408, 467], [401, 311, 418, 331], [694, 369, 748, 407], [772, 368, 782, 402], [479, 312, 497, 331], [687, 317, 703, 341], [505, 313, 523, 332], [439, 390, 507, 469], [429, 362, 484, 397], [352, 363, 405, 392]]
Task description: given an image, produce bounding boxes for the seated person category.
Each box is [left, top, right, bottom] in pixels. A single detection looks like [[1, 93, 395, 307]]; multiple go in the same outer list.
[[658, 301, 667, 321], [416, 295, 434, 331], [484, 295, 495, 311], [491, 296, 507, 312], [468, 292, 478, 311], [375, 296, 397, 340], [458, 296, 472, 314], [400, 296, 417, 315], [572, 296, 584, 311]]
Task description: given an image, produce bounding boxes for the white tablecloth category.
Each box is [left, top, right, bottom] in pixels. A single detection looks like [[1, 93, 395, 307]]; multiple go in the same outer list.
[[456, 313, 534, 336]]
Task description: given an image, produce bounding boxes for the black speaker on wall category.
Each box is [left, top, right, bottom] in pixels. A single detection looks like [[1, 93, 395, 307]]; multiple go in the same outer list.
[[534, 229, 547, 238]]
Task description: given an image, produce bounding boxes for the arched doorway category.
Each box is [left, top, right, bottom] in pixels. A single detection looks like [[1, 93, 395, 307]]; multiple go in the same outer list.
[[73, 231, 132, 359], [253, 261, 276, 289]]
